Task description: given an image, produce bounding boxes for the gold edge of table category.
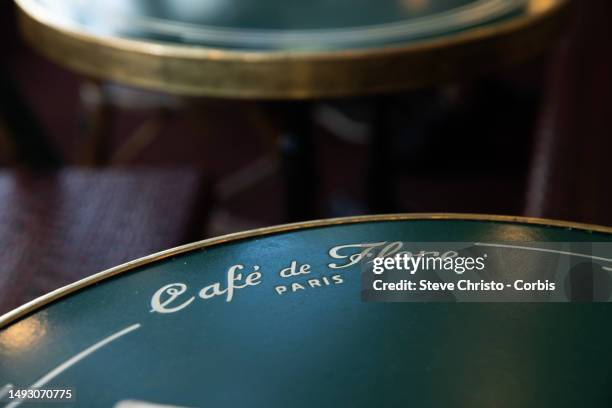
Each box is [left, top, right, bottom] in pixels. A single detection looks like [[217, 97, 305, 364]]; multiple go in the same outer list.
[[1, 212, 610, 329], [15, 0, 570, 99]]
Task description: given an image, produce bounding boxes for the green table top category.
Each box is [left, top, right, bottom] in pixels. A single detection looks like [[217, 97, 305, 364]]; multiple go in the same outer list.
[[1, 215, 611, 407], [22, 0, 528, 51]]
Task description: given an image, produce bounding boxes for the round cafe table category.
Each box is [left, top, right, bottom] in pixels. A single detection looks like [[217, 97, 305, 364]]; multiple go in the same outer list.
[[15, 0, 570, 219], [16, 0, 569, 98], [1, 214, 612, 407]]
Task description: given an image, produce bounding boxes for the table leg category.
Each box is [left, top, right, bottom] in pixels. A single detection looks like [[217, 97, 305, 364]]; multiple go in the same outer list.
[[77, 81, 113, 166], [276, 101, 316, 222], [367, 97, 397, 213]]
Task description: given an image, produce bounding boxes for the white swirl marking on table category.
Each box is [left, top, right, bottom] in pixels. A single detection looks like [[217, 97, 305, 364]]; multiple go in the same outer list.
[[4, 323, 141, 408]]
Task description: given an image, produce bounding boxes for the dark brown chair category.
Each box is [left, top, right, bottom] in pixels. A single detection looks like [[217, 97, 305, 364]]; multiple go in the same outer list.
[[526, 0, 612, 226], [0, 167, 209, 314]]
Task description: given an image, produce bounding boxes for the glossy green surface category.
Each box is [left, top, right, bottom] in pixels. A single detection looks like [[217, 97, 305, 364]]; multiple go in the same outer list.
[[29, 0, 528, 50], [1, 219, 612, 407]]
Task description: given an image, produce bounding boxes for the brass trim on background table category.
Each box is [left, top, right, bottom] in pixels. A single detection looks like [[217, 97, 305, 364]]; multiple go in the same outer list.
[[1, 212, 610, 329], [15, 0, 570, 99]]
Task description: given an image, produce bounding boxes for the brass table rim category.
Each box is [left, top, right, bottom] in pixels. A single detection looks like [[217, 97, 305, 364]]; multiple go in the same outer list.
[[14, 0, 567, 61], [15, 0, 570, 99], [1, 212, 610, 329]]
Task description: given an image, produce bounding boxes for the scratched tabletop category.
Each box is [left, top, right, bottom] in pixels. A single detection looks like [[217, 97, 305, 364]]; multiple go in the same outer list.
[[1, 215, 612, 407]]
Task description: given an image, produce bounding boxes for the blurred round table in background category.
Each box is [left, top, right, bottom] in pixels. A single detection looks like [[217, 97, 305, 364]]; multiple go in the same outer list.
[[16, 0, 569, 99], [1, 214, 612, 407], [14, 0, 571, 222]]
